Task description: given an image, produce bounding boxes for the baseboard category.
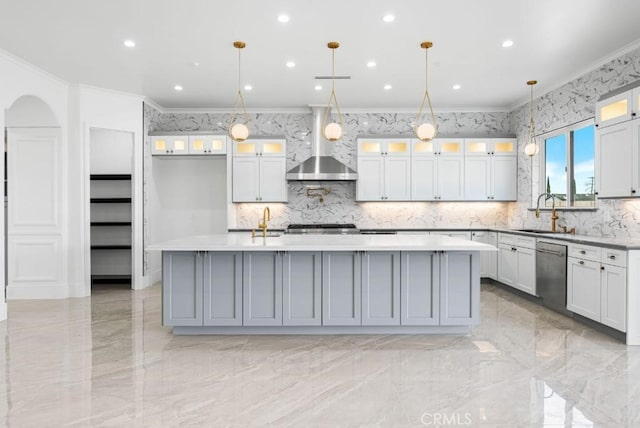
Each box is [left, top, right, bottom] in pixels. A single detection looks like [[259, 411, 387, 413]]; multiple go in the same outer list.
[[6, 284, 68, 299]]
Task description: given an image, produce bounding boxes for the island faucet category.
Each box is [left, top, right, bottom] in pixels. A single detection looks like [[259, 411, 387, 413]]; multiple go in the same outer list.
[[258, 206, 271, 237], [535, 193, 560, 232]]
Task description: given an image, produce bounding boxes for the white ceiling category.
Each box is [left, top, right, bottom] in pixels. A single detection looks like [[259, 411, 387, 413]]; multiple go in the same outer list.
[[2, 0, 640, 111]]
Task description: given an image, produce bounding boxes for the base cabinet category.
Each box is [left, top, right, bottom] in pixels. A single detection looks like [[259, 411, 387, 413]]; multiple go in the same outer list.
[[322, 252, 362, 326], [471, 231, 497, 279], [283, 252, 322, 326], [497, 234, 536, 296], [361, 251, 401, 325], [163, 249, 480, 330], [400, 252, 439, 325], [203, 252, 242, 326], [162, 251, 203, 326], [567, 250, 627, 332], [440, 252, 480, 325], [243, 252, 283, 326]]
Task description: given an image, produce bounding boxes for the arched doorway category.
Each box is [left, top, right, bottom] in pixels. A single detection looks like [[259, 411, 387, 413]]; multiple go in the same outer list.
[[5, 95, 65, 299]]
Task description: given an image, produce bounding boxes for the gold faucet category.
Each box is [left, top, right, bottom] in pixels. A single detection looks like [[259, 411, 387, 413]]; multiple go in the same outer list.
[[258, 206, 271, 237], [535, 193, 560, 232]]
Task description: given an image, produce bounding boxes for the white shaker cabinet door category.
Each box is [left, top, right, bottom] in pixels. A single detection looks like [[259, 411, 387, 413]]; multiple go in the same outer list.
[[411, 157, 437, 200], [438, 157, 465, 200], [232, 158, 260, 202], [491, 156, 517, 201], [567, 257, 601, 321], [357, 157, 385, 201], [259, 157, 288, 202]]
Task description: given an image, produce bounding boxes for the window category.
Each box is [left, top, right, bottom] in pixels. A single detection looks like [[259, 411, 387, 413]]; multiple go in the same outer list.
[[540, 120, 595, 208]]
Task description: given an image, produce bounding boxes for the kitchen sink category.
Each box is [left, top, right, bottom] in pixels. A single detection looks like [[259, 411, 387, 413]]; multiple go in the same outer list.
[[515, 229, 565, 234]]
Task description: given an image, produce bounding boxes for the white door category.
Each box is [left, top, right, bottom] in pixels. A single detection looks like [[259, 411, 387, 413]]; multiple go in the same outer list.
[[357, 157, 385, 201], [595, 121, 633, 198], [600, 264, 627, 332], [491, 157, 517, 200], [438, 157, 464, 200], [232, 158, 260, 202], [7, 128, 64, 299], [385, 157, 411, 200], [497, 244, 516, 286], [411, 157, 436, 200], [464, 157, 491, 200], [567, 258, 601, 321], [259, 157, 287, 202], [514, 246, 536, 295]]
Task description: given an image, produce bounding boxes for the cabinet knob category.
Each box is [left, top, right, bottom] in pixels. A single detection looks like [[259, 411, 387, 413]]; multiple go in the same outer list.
[[632, 189, 636, 194], [601, 266, 605, 270], [579, 260, 585, 265], [609, 255, 616, 260], [580, 250, 586, 254]]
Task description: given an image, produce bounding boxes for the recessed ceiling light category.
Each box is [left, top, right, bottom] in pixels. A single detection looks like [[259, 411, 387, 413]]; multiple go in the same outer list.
[[123, 40, 136, 48], [216, 122, 223, 126], [174, 85, 183, 91], [367, 61, 377, 68], [277, 14, 290, 23], [244, 85, 253, 91], [286, 61, 296, 68], [192, 62, 200, 68], [314, 85, 322, 91], [453, 84, 461, 90], [384, 84, 392, 90], [382, 14, 395, 23], [502, 39, 514, 48]]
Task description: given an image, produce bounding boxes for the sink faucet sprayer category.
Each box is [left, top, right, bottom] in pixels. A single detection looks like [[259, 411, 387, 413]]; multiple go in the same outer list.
[[258, 206, 271, 238], [535, 193, 561, 232]]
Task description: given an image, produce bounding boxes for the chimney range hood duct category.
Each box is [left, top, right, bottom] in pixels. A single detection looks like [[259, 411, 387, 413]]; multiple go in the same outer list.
[[286, 106, 358, 181]]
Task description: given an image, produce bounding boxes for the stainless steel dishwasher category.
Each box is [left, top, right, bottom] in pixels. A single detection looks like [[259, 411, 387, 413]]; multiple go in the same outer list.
[[536, 241, 571, 316]]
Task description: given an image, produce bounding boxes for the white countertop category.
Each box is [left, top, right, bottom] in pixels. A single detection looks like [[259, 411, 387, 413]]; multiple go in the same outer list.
[[147, 233, 497, 252]]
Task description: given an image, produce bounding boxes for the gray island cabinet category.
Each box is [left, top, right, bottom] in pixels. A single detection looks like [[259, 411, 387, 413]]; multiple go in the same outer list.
[[151, 233, 493, 335]]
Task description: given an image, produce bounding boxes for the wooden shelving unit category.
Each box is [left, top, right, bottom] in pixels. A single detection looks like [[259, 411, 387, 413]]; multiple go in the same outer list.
[[90, 174, 132, 285]]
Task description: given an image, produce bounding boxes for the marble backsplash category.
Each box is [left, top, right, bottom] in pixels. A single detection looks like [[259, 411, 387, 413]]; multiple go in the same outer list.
[[509, 46, 640, 238], [147, 110, 514, 229], [143, 46, 640, 238]]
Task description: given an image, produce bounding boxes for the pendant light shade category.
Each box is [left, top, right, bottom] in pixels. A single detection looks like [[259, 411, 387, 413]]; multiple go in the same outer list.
[[415, 41, 437, 142], [322, 42, 344, 142], [229, 41, 250, 142], [524, 80, 539, 156]]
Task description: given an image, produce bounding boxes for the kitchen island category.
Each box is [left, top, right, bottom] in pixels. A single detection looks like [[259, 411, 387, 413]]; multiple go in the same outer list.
[[147, 233, 495, 335]]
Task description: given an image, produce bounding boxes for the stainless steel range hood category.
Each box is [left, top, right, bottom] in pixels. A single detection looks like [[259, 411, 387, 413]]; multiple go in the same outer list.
[[286, 106, 358, 180]]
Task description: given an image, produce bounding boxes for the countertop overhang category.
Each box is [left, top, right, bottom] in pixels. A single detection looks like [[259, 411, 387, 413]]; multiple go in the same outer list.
[[147, 233, 497, 252]]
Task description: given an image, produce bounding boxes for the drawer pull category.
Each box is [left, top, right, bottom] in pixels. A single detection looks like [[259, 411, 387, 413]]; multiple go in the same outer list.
[[580, 250, 586, 255], [578, 260, 585, 265], [608, 255, 616, 260]]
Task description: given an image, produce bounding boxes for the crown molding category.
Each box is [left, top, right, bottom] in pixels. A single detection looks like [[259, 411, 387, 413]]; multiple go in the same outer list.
[[0, 47, 68, 88], [508, 37, 640, 112]]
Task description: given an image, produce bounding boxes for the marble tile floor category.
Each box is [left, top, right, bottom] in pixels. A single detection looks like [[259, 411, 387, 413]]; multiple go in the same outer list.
[[1, 282, 639, 428]]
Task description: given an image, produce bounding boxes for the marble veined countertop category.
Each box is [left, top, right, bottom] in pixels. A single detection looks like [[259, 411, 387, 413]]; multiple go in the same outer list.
[[147, 233, 497, 252]]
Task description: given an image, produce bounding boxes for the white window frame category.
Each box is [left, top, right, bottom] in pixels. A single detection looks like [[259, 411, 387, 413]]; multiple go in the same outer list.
[[538, 118, 596, 209]]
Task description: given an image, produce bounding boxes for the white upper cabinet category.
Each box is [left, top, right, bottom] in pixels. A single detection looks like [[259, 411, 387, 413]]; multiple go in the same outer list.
[[233, 139, 286, 157], [595, 91, 634, 129], [595, 119, 640, 198], [358, 138, 410, 157], [232, 139, 287, 203], [411, 138, 464, 157], [151, 134, 227, 155], [188, 135, 227, 155], [357, 138, 411, 201], [464, 138, 516, 201], [634, 86, 640, 119], [464, 138, 516, 156], [151, 135, 189, 155]]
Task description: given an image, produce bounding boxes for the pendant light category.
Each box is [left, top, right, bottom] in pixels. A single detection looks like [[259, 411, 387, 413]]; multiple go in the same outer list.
[[322, 42, 344, 142], [229, 41, 250, 142], [415, 41, 437, 142], [524, 80, 539, 156]]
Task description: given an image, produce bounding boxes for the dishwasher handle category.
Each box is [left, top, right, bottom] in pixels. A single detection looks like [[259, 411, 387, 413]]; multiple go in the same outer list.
[[536, 248, 566, 257]]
